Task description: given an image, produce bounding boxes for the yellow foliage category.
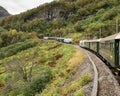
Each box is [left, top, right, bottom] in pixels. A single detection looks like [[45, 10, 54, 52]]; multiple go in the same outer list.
[[59, 86, 68, 95], [69, 81, 80, 91], [11, 29, 17, 36], [66, 49, 85, 73], [28, 32, 37, 39]]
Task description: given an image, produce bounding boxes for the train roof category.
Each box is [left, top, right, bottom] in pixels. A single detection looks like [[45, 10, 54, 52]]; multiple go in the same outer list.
[[82, 39, 100, 42], [57, 37, 72, 40], [87, 39, 101, 42], [115, 33, 120, 39], [80, 32, 120, 42], [44, 37, 72, 39], [101, 32, 120, 41]]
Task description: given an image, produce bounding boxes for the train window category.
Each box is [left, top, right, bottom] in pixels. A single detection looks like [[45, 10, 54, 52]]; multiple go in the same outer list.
[[91, 42, 97, 52], [100, 41, 115, 66]]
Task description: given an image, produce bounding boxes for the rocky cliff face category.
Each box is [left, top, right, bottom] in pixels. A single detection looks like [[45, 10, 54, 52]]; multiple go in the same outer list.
[[37, 3, 74, 21], [0, 6, 9, 17]]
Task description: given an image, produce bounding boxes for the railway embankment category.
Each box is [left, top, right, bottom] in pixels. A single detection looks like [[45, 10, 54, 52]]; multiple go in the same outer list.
[[76, 46, 120, 96], [87, 50, 120, 96]]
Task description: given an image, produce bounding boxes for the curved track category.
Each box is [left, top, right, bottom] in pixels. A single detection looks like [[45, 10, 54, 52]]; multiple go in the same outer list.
[[76, 45, 98, 96], [83, 48, 120, 96], [86, 52, 98, 96], [76, 45, 120, 96]]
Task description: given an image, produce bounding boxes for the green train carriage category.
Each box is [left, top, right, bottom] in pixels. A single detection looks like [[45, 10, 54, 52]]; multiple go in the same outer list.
[[88, 39, 100, 53], [99, 33, 120, 68], [80, 33, 120, 68]]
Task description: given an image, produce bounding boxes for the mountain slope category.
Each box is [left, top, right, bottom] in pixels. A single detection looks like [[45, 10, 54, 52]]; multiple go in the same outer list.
[[0, 6, 9, 17], [0, 0, 120, 39], [0, 30, 88, 95]]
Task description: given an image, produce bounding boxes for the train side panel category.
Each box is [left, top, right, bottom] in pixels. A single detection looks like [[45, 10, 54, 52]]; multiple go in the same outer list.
[[85, 42, 90, 48], [89, 42, 98, 52], [99, 41, 115, 67]]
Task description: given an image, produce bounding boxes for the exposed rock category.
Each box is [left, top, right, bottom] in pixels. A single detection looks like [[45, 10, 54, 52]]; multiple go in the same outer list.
[[0, 6, 10, 17]]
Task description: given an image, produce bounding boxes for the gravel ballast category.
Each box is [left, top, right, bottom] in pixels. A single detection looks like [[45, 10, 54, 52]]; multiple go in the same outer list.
[[76, 46, 120, 96]]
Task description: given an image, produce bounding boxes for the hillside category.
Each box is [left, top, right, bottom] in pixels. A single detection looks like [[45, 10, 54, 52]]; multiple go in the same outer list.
[[0, 6, 9, 17], [0, 0, 120, 40], [0, 30, 92, 96]]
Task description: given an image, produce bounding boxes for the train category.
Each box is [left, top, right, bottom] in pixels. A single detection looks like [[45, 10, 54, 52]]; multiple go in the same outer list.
[[43, 37, 72, 43], [80, 33, 120, 75]]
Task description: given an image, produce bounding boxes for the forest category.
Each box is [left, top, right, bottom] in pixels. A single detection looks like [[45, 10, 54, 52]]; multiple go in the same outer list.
[[0, 0, 120, 40]]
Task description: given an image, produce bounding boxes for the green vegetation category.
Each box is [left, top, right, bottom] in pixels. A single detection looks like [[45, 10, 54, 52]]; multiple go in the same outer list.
[[23, 68, 52, 96], [0, 29, 91, 95], [0, 29, 37, 47], [0, 39, 38, 59], [40, 73, 92, 96], [0, 30, 87, 95], [40, 49, 92, 96], [0, 27, 6, 33], [74, 89, 84, 96], [1, 0, 120, 39]]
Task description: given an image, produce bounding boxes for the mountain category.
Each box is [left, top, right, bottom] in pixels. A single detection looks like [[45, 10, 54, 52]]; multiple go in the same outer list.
[[0, 0, 120, 38], [0, 6, 10, 17]]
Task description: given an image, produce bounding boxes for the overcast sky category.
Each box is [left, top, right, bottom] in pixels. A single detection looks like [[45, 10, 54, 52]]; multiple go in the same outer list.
[[0, 0, 53, 15]]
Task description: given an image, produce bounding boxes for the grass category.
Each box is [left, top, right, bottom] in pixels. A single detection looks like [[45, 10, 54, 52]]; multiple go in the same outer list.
[[57, 73, 92, 96], [74, 89, 84, 96], [0, 37, 92, 96], [79, 73, 92, 86], [40, 49, 92, 96], [66, 49, 85, 74], [0, 39, 78, 96]]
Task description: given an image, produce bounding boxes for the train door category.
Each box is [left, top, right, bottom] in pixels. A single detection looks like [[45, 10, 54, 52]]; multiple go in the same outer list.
[[118, 40, 120, 67], [115, 40, 119, 67], [97, 42, 99, 53]]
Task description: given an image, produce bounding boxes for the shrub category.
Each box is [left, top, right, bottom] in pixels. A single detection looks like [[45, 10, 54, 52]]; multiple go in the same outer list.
[[0, 31, 38, 47], [0, 27, 6, 33], [101, 8, 117, 21], [97, 1, 109, 9], [0, 39, 38, 59], [74, 89, 84, 96], [23, 68, 52, 96], [0, 38, 3, 47], [74, 21, 84, 32], [10, 29, 17, 36], [79, 73, 92, 86]]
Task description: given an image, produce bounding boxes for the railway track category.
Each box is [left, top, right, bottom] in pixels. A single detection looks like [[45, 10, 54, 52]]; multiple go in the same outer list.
[[86, 51, 98, 96], [76, 45, 120, 96], [83, 48, 120, 96], [76, 45, 98, 96]]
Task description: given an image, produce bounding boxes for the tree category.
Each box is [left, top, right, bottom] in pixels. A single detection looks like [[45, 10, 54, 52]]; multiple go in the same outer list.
[[5, 54, 37, 82], [0, 38, 3, 47]]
